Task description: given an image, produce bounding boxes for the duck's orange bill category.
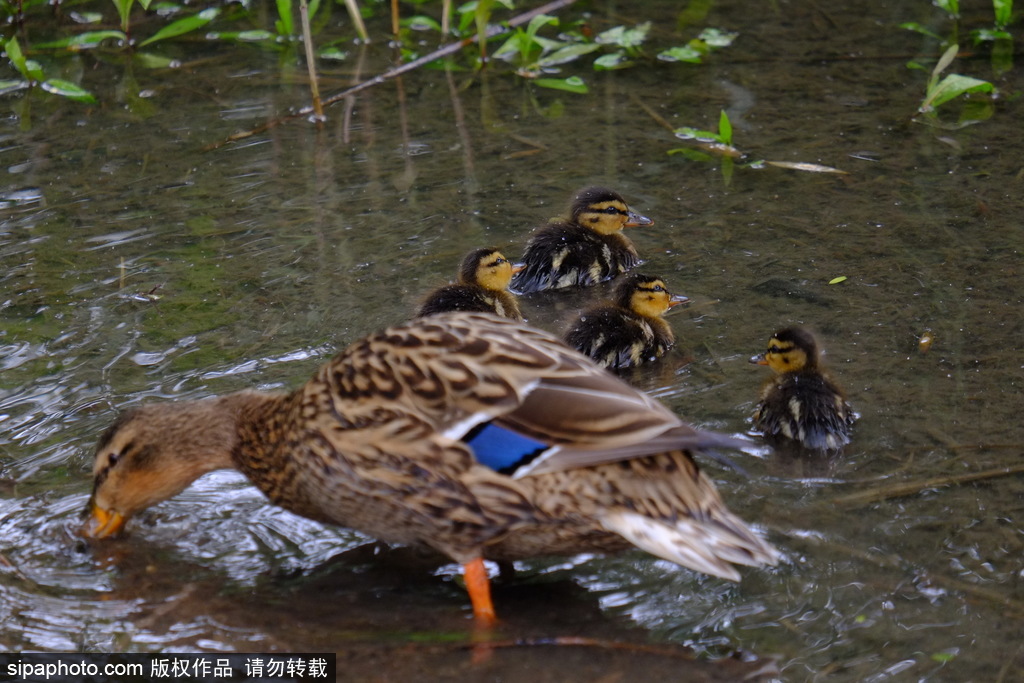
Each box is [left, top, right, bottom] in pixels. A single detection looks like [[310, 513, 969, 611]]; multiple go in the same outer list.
[[749, 353, 769, 366], [511, 263, 526, 274], [80, 502, 126, 539], [463, 558, 497, 627]]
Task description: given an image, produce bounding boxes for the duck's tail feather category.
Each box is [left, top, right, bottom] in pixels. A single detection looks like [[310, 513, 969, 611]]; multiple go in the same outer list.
[[600, 510, 779, 581]]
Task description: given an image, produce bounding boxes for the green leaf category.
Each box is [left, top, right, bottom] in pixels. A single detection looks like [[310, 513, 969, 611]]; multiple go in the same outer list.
[[276, 0, 294, 35], [4, 38, 29, 79], [920, 73, 995, 112], [899, 21, 944, 41], [41, 79, 97, 103], [34, 31, 127, 49], [596, 22, 650, 49], [537, 42, 600, 67], [524, 13, 557, 43], [928, 43, 960, 91], [971, 28, 1012, 42], [698, 27, 738, 48], [993, 0, 1011, 27], [112, 0, 134, 32], [674, 126, 721, 142], [657, 46, 702, 63], [534, 76, 587, 94], [0, 79, 30, 95], [133, 51, 178, 68], [318, 46, 348, 61], [24, 59, 45, 82], [593, 51, 631, 70], [828, 276, 847, 285], [934, 0, 959, 17], [139, 7, 220, 46], [401, 15, 442, 31], [718, 109, 732, 145]]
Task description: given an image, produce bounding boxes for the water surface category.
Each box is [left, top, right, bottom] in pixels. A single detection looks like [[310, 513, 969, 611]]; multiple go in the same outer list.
[[2, 0, 1023, 679]]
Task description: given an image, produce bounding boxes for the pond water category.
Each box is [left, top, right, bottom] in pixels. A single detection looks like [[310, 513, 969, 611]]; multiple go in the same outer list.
[[2, 0, 1023, 680]]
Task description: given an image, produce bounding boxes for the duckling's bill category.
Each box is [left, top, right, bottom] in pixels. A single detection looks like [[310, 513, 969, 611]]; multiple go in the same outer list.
[[625, 209, 654, 227]]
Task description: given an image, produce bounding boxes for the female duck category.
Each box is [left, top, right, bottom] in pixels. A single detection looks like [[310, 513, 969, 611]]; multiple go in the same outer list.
[[511, 187, 653, 293], [750, 326, 855, 451], [418, 247, 524, 321], [82, 313, 778, 626], [563, 273, 689, 371]]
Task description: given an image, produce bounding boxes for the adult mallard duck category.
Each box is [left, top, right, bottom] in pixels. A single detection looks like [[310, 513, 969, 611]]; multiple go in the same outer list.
[[511, 187, 653, 293], [418, 247, 524, 321], [81, 313, 778, 626], [563, 273, 689, 371], [750, 326, 855, 451]]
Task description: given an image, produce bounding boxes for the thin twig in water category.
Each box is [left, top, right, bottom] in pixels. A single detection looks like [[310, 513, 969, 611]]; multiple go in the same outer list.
[[832, 464, 1024, 507]]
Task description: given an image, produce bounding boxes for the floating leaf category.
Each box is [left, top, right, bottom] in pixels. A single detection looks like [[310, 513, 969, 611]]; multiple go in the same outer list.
[[0, 80, 29, 96], [593, 52, 631, 70], [40, 79, 97, 103], [139, 8, 220, 46], [657, 46, 702, 63], [534, 76, 588, 94], [537, 43, 600, 67], [35, 31, 127, 49], [596, 23, 650, 49], [764, 160, 849, 174], [401, 15, 442, 32], [828, 276, 847, 285], [674, 126, 720, 142], [698, 27, 738, 47]]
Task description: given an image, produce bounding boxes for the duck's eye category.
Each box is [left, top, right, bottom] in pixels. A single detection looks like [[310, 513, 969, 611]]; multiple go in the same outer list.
[[604, 207, 622, 215], [108, 451, 121, 466], [652, 285, 666, 292]]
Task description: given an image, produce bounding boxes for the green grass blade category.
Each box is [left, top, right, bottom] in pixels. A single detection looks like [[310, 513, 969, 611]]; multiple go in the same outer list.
[[41, 79, 97, 103], [138, 7, 220, 46]]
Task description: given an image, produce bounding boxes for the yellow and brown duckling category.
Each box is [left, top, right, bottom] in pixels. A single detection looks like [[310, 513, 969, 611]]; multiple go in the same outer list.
[[751, 326, 855, 451], [81, 312, 778, 627], [418, 247, 524, 321], [511, 187, 653, 293], [563, 273, 689, 371]]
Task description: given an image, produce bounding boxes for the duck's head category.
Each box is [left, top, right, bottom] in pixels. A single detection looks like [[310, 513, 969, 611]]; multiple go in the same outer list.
[[570, 187, 653, 235], [750, 326, 820, 373], [458, 247, 524, 292], [614, 273, 689, 319], [79, 397, 242, 539]]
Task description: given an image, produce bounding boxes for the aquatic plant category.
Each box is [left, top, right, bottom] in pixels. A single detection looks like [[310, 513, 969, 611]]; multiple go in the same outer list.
[[912, 44, 997, 127], [0, 36, 95, 103]]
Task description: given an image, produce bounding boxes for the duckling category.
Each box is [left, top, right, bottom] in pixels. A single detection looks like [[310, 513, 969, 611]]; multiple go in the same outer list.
[[750, 326, 855, 451], [82, 312, 778, 626], [418, 248, 524, 321], [563, 273, 689, 370], [511, 187, 653, 293]]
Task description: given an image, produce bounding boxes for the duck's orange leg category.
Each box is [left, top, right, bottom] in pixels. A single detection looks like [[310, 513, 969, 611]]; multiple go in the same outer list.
[[463, 557, 497, 626]]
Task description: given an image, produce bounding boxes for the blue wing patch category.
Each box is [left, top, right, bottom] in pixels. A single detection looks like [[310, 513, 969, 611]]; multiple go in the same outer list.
[[463, 422, 549, 475]]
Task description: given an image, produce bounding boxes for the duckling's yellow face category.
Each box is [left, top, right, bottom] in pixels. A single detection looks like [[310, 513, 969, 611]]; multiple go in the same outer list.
[[577, 200, 654, 236], [472, 251, 523, 292], [629, 279, 689, 318], [751, 335, 812, 374]]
